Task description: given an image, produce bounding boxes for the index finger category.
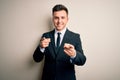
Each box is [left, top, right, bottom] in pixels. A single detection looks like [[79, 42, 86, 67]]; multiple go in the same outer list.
[[68, 44, 74, 49], [40, 37, 46, 41], [64, 43, 74, 49]]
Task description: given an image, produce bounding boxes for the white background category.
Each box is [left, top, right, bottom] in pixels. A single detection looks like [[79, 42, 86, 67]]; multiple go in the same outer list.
[[0, 0, 120, 80]]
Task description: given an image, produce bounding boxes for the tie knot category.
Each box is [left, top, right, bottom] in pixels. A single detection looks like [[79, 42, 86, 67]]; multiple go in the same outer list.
[[57, 32, 61, 35]]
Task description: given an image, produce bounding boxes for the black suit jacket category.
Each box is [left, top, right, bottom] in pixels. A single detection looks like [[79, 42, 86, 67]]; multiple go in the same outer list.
[[33, 29, 86, 80]]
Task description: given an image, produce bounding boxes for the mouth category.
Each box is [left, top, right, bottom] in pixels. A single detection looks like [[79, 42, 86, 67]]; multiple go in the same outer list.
[[57, 23, 63, 26]]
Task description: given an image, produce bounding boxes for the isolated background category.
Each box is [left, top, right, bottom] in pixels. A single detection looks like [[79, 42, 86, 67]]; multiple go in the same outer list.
[[0, 0, 120, 80]]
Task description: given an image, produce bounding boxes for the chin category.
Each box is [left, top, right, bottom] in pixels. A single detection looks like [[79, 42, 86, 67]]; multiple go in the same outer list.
[[56, 29, 62, 31], [56, 25, 65, 31]]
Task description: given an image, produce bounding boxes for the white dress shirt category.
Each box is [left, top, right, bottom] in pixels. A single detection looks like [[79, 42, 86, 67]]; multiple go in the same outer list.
[[54, 28, 67, 47]]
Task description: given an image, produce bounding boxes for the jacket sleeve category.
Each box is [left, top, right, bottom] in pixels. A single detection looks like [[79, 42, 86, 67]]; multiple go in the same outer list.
[[72, 34, 86, 65], [33, 33, 48, 62], [33, 46, 44, 62]]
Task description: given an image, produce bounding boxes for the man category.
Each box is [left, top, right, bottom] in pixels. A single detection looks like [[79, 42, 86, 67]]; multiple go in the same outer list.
[[33, 4, 86, 80]]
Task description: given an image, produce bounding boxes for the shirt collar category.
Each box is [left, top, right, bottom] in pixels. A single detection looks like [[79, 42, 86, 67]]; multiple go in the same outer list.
[[55, 27, 67, 35]]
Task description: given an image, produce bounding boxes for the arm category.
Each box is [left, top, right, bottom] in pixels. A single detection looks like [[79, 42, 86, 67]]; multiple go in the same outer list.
[[33, 46, 44, 62], [64, 34, 86, 65], [72, 34, 86, 65], [72, 50, 86, 65], [33, 33, 50, 62]]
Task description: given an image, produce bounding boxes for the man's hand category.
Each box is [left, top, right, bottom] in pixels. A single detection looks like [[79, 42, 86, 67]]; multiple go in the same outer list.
[[64, 43, 76, 57], [40, 37, 51, 48]]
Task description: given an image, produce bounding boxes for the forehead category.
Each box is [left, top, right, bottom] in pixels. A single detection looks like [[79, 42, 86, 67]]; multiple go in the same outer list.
[[53, 10, 68, 16]]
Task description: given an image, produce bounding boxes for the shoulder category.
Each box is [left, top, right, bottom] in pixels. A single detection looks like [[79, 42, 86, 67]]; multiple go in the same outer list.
[[66, 29, 82, 46], [43, 29, 54, 34], [42, 29, 55, 38], [67, 29, 80, 37]]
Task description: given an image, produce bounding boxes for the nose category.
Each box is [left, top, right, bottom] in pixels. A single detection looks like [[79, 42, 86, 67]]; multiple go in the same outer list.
[[58, 18, 62, 23]]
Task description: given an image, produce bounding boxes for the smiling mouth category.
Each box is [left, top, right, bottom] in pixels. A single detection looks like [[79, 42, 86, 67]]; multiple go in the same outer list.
[[58, 24, 62, 26], [57, 23, 63, 26]]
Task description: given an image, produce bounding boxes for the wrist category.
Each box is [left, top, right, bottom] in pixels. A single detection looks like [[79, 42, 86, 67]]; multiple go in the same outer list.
[[70, 50, 76, 58]]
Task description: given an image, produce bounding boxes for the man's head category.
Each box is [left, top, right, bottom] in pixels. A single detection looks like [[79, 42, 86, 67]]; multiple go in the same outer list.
[[52, 4, 69, 31]]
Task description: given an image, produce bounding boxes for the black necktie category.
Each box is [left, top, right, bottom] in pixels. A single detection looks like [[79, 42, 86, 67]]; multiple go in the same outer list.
[[56, 32, 61, 48]]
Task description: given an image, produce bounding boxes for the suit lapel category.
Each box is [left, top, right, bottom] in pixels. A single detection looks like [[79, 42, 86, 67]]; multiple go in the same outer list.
[[48, 30, 57, 57]]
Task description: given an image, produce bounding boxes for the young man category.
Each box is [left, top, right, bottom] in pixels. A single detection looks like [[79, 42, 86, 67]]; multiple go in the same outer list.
[[33, 4, 86, 80]]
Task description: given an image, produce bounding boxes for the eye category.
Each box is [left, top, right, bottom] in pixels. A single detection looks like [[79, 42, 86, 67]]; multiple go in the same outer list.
[[61, 16, 65, 19], [54, 16, 59, 19]]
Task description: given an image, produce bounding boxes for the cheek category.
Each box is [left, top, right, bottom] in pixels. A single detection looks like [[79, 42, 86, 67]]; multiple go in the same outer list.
[[63, 20, 68, 24], [53, 20, 58, 24]]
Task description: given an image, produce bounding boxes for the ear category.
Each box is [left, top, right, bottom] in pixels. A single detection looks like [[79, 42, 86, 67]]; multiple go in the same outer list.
[[67, 17, 69, 22]]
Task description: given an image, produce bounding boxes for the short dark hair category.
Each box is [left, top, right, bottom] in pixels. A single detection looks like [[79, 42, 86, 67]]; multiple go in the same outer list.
[[52, 4, 68, 15]]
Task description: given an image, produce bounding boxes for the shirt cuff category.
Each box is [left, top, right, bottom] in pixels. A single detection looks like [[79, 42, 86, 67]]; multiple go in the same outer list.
[[39, 47, 45, 53], [70, 51, 76, 63]]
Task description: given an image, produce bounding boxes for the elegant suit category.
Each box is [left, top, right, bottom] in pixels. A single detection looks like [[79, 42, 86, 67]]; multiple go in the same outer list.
[[33, 29, 86, 80]]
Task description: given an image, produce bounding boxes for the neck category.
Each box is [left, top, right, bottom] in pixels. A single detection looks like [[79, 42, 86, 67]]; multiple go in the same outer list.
[[55, 27, 67, 32]]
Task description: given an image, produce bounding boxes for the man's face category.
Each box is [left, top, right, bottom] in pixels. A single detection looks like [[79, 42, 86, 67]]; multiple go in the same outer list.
[[53, 10, 68, 31]]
